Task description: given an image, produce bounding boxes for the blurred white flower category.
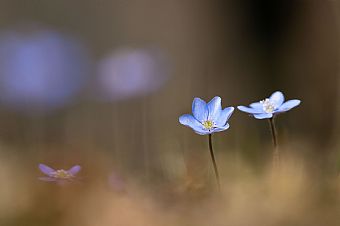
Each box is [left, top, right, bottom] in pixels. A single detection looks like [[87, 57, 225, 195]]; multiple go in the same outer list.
[[95, 48, 169, 101]]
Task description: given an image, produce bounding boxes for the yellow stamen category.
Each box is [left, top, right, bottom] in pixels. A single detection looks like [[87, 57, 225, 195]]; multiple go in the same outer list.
[[203, 120, 214, 130], [52, 170, 73, 179]]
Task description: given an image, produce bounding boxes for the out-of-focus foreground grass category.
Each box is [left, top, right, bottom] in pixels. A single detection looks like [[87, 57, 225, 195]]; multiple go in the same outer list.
[[0, 142, 340, 226]]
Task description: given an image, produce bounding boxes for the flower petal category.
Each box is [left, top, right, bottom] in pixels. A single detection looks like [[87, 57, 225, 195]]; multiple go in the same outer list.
[[211, 123, 230, 133], [277, 99, 301, 112], [253, 113, 273, 119], [215, 107, 234, 127], [207, 96, 222, 121], [179, 114, 202, 127], [179, 114, 208, 135], [192, 97, 208, 122], [237, 106, 263, 114], [68, 165, 81, 176], [269, 91, 284, 107], [249, 102, 263, 109], [39, 164, 55, 176], [193, 129, 211, 135]]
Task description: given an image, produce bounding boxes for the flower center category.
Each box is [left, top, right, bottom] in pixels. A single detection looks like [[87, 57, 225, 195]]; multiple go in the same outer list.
[[51, 170, 73, 179], [260, 98, 275, 113], [202, 120, 214, 130]]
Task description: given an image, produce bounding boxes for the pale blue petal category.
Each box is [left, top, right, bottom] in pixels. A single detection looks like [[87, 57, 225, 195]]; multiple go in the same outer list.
[[269, 91, 284, 107], [215, 107, 234, 127], [193, 128, 212, 135], [237, 106, 263, 114], [207, 96, 222, 121], [39, 164, 55, 176], [277, 99, 301, 112], [68, 165, 81, 175], [253, 113, 273, 119], [179, 114, 208, 135], [249, 102, 263, 109], [192, 98, 208, 122], [211, 123, 230, 133], [179, 114, 202, 128]]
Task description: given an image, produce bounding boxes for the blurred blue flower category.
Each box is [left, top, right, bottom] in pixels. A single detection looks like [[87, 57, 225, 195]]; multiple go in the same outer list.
[[0, 29, 90, 111], [38, 163, 81, 183], [237, 91, 301, 119], [179, 97, 234, 135], [95, 48, 169, 101]]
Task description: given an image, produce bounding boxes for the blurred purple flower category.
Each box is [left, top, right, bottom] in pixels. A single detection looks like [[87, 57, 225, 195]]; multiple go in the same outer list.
[[95, 48, 169, 101], [108, 171, 126, 193], [38, 163, 81, 183], [0, 28, 91, 111]]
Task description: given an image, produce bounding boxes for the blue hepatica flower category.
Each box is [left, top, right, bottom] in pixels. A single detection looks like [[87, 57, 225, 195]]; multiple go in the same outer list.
[[237, 91, 301, 119], [38, 164, 81, 183], [179, 97, 234, 135]]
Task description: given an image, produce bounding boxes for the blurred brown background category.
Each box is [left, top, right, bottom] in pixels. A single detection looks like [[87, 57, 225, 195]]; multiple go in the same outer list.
[[0, 0, 340, 226], [0, 0, 338, 166]]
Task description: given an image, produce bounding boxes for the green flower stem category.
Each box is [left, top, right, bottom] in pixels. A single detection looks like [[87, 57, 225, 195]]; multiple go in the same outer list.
[[268, 117, 279, 167], [208, 134, 221, 190]]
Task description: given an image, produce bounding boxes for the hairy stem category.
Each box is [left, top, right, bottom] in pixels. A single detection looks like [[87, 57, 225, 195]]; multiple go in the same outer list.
[[269, 117, 279, 167], [208, 134, 221, 190]]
